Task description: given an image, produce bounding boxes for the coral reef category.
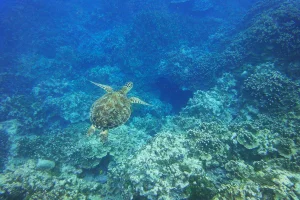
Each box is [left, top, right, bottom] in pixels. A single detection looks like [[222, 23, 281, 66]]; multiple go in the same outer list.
[[230, 112, 300, 160], [13, 122, 150, 169], [46, 91, 91, 124], [175, 73, 238, 130], [223, 0, 300, 65], [115, 112, 300, 199], [158, 46, 220, 89], [115, 118, 300, 199], [243, 63, 300, 113], [214, 163, 300, 199], [114, 132, 218, 200], [0, 120, 151, 199], [0, 160, 103, 199]]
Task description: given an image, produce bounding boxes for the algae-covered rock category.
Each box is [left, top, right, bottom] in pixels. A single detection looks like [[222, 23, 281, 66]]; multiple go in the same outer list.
[[225, 160, 254, 179], [275, 138, 297, 159], [175, 73, 238, 132], [36, 159, 55, 171], [237, 130, 259, 149], [213, 180, 262, 200], [229, 117, 280, 156], [0, 119, 20, 171], [187, 124, 229, 162], [214, 168, 300, 200]]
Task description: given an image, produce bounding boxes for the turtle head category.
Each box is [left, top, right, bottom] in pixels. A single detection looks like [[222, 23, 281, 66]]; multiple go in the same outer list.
[[119, 82, 133, 95]]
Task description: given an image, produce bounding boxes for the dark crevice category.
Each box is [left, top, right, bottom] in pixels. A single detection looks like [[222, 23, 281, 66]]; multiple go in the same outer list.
[[154, 77, 193, 114], [0, 129, 9, 172], [81, 153, 111, 184]]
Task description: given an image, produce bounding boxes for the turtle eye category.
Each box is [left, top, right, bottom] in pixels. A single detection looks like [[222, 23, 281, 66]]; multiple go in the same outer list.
[[126, 82, 133, 88]]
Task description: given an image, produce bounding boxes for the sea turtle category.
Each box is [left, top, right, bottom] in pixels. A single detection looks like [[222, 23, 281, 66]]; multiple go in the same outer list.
[[87, 81, 150, 142]]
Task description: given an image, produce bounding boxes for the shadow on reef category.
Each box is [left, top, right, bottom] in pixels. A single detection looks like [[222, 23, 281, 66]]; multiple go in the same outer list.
[[80, 153, 111, 184], [154, 77, 193, 114], [0, 129, 9, 172]]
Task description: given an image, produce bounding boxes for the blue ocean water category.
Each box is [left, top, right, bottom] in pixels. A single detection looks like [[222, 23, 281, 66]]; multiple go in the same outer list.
[[0, 0, 300, 199]]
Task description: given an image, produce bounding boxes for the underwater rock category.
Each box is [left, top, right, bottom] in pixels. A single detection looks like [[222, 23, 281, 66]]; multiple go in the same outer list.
[[178, 73, 238, 126], [275, 138, 297, 159], [48, 91, 91, 124], [130, 114, 163, 136], [0, 119, 19, 136], [187, 125, 227, 162], [225, 160, 254, 179], [214, 168, 300, 200], [36, 159, 55, 171], [229, 117, 285, 157], [295, 183, 300, 196], [237, 130, 259, 150], [86, 65, 125, 87], [0, 119, 19, 170], [222, 0, 300, 67], [213, 180, 262, 200], [159, 46, 221, 90], [83, 173, 108, 184]]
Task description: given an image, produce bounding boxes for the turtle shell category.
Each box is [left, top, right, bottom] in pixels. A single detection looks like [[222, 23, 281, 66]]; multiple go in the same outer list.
[[90, 92, 131, 130]]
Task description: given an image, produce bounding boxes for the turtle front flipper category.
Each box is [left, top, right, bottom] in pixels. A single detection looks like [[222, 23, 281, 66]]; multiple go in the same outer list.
[[89, 81, 113, 93], [87, 125, 96, 136], [100, 130, 108, 143], [130, 97, 151, 106]]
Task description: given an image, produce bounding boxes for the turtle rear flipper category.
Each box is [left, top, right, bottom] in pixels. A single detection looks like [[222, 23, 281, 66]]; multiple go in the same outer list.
[[87, 125, 96, 136], [100, 130, 108, 143]]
